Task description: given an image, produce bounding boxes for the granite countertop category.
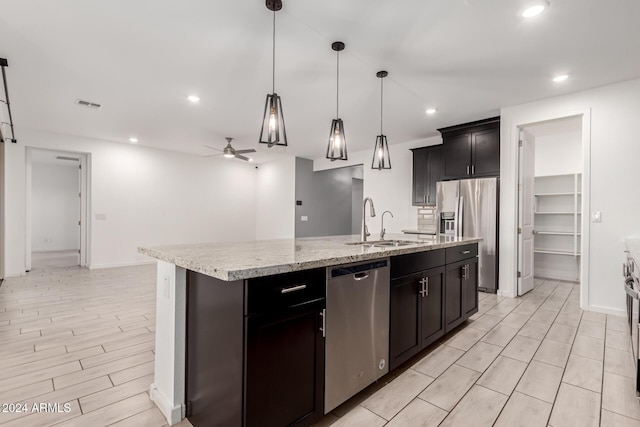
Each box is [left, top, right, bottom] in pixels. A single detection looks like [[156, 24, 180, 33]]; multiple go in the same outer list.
[[138, 233, 482, 281]]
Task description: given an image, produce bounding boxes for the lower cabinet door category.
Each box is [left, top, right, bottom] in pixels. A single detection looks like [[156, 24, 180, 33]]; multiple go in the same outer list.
[[420, 267, 445, 348], [445, 260, 466, 332], [246, 304, 324, 427], [390, 273, 422, 370], [462, 257, 479, 317]]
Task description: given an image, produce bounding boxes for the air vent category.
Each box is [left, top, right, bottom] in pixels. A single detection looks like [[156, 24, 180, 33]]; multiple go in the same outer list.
[[76, 99, 102, 109], [56, 156, 80, 162]]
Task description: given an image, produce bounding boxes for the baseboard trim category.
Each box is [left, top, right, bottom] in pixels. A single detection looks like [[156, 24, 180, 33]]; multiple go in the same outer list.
[[583, 305, 626, 317], [89, 260, 155, 270], [149, 383, 183, 425]]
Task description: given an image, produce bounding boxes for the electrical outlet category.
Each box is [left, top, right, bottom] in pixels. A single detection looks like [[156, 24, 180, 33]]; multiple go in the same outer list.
[[592, 211, 602, 223]]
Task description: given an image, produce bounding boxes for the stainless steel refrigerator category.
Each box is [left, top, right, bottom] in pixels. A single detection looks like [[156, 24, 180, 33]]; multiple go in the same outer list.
[[436, 178, 498, 293]]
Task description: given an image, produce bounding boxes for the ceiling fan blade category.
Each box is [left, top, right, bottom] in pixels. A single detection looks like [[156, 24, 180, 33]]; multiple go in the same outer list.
[[204, 153, 223, 157], [203, 145, 222, 152], [234, 149, 256, 154], [235, 154, 250, 161]]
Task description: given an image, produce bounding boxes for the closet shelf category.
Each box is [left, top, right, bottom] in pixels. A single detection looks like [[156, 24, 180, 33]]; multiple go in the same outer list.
[[534, 211, 581, 215], [534, 231, 581, 236], [534, 249, 581, 256], [534, 192, 580, 197]]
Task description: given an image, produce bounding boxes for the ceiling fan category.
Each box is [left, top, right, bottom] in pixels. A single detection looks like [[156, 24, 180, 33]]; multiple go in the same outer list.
[[204, 137, 256, 161]]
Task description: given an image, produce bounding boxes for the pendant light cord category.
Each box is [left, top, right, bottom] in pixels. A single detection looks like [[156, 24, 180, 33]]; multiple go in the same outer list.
[[380, 77, 384, 135], [336, 50, 339, 118], [272, 9, 276, 93]]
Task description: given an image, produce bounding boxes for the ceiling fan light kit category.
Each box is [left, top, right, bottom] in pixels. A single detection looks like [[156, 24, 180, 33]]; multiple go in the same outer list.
[[372, 70, 391, 170], [205, 137, 256, 161], [259, 0, 287, 147], [326, 41, 348, 161]]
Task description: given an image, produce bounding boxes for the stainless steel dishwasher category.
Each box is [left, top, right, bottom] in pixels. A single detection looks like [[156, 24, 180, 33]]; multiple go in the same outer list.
[[324, 258, 390, 413]]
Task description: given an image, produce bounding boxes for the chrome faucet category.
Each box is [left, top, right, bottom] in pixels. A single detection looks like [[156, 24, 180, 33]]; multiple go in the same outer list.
[[380, 211, 394, 240], [361, 197, 376, 241]]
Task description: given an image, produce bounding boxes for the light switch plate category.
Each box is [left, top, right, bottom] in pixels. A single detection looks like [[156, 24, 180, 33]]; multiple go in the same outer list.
[[95, 213, 107, 220], [301, 216, 308, 222], [592, 211, 601, 223]]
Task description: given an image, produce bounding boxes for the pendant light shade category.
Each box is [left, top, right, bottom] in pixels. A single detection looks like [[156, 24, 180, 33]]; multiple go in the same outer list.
[[326, 42, 347, 161], [326, 118, 347, 160], [372, 70, 391, 170], [259, 0, 287, 147], [259, 93, 286, 147]]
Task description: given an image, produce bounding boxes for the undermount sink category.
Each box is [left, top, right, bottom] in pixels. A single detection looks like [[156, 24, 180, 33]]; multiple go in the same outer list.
[[346, 240, 417, 248]]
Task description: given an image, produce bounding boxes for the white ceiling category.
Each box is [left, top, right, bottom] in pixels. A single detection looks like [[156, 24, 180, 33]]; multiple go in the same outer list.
[[1, 0, 639, 163]]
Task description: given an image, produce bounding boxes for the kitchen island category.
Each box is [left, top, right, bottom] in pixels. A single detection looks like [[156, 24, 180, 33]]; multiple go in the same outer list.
[[138, 233, 481, 426]]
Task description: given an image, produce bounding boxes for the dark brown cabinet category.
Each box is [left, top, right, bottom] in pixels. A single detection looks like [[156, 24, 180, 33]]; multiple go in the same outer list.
[[439, 117, 500, 180], [389, 267, 445, 370], [445, 257, 478, 332], [246, 304, 325, 427], [411, 145, 442, 206], [186, 268, 325, 427]]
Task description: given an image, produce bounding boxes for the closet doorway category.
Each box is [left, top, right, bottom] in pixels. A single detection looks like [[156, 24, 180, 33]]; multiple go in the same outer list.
[[26, 148, 89, 270], [517, 116, 584, 296]]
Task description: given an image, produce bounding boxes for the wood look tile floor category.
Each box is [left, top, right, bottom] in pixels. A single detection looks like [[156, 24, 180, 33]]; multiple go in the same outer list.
[[1, 265, 638, 427], [0, 264, 191, 427], [315, 278, 640, 427]]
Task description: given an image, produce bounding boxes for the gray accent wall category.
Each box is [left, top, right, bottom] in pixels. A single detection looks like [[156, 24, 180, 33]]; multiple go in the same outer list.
[[295, 158, 363, 238]]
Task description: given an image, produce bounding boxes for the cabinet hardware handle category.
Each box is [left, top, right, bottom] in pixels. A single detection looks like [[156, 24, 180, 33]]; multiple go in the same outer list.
[[424, 195, 427, 203], [462, 264, 469, 279], [281, 284, 307, 294], [419, 277, 429, 297], [461, 250, 471, 254], [467, 165, 470, 175], [354, 272, 369, 281], [472, 165, 475, 175], [320, 309, 326, 337]]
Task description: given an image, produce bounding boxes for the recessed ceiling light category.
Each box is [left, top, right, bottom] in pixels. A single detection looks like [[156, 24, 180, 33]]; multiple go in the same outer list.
[[187, 95, 200, 103], [128, 137, 138, 143], [553, 74, 569, 82], [426, 108, 437, 115], [522, 1, 549, 18], [248, 158, 254, 162]]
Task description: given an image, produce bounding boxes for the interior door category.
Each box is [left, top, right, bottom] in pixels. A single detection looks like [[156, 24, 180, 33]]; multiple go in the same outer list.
[[518, 129, 535, 295]]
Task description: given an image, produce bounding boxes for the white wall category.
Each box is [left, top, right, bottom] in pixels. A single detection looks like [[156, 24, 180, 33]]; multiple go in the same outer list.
[[314, 136, 442, 236], [500, 78, 640, 314], [255, 156, 296, 240], [4, 128, 258, 275], [31, 163, 80, 252], [0, 142, 4, 278], [534, 131, 582, 176]]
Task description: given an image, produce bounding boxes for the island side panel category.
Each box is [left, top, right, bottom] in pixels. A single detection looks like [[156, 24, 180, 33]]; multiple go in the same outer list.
[[150, 261, 187, 425], [186, 270, 244, 427]]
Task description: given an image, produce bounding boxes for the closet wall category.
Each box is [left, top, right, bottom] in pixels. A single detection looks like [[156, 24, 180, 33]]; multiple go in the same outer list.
[[529, 117, 582, 281]]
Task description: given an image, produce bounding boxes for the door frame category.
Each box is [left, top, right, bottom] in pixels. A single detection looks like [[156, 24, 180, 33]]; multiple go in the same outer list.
[[508, 109, 591, 309], [25, 147, 90, 270]]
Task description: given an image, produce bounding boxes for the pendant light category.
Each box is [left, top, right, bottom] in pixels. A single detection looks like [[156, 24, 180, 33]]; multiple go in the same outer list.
[[372, 70, 391, 170], [326, 41, 347, 161], [259, 0, 287, 147]]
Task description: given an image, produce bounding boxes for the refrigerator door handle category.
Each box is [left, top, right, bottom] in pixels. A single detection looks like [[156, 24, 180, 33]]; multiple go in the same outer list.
[[455, 196, 464, 237]]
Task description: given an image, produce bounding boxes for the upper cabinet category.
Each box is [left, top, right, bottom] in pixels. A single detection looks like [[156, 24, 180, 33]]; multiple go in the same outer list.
[[439, 117, 500, 180], [411, 145, 442, 206]]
